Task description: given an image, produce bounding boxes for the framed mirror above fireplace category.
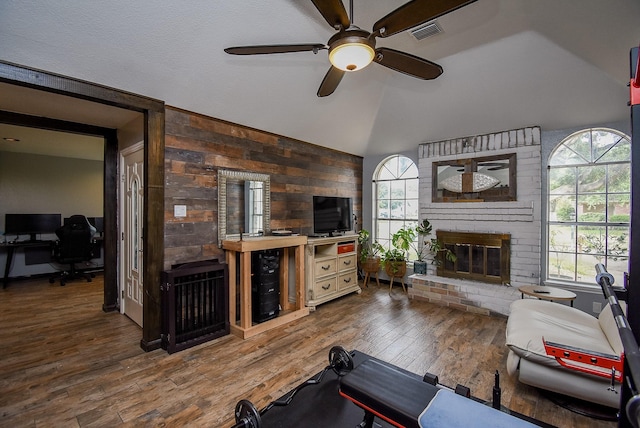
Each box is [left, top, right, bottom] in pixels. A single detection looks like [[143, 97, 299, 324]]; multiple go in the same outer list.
[[432, 153, 516, 202]]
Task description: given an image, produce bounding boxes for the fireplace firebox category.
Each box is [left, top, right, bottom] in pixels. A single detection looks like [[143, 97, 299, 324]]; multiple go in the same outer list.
[[436, 231, 510, 285]]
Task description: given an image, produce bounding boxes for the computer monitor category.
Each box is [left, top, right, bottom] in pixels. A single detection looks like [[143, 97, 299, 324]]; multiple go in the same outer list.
[[4, 213, 62, 241]]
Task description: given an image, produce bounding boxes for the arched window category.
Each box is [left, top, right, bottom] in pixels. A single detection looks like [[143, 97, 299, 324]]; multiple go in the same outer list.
[[547, 128, 631, 285], [374, 155, 419, 258]]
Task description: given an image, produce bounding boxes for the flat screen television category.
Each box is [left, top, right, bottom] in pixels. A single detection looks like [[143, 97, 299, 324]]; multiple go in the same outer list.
[[4, 213, 62, 241], [312, 196, 352, 236]]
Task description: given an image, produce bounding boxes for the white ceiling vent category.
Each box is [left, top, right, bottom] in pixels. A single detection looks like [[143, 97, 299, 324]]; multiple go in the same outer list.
[[409, 21, 443, 41]]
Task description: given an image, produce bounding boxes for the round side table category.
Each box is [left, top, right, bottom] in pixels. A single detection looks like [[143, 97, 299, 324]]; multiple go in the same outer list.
[[518, 285, 576, 307]]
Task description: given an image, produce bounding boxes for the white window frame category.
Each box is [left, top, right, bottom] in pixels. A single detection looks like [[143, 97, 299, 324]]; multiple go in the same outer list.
[[373, 155, 419, 260], [546, 128, 631, 286]]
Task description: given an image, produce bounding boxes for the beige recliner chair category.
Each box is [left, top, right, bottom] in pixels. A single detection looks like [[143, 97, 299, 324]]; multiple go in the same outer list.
[[505, 298, 624, 409]]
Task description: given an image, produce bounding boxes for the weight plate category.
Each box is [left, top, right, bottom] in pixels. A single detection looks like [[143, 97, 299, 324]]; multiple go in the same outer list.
[[235, 399, 261, 428], [329, 345, 354, 376]]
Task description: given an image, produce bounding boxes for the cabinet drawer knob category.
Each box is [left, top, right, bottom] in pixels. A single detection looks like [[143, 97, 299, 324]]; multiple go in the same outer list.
[[343, 277, 352, 283], [343, 260, 352, 266], [322, 283, 331, 290], [321, 264, 331, 270]]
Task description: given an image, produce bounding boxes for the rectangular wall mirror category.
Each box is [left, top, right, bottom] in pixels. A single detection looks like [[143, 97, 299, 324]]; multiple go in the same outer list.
[[432, 153, 516, 202], [218, 169, 270, 246]]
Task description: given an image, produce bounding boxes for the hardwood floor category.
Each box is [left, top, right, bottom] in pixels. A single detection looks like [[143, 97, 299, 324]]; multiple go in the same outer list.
[[0, 275, 616, 427]]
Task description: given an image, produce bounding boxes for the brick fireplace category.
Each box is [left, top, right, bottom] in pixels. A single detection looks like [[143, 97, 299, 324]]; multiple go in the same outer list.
[[409, 127, 542, 316]]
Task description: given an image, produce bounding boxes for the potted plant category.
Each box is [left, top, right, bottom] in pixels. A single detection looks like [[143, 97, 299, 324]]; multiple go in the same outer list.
[[385, 222, 429, 275], [382, 227, 413, 280], [358, 229, 384, 287], [358, 229, 384, 271], [415, 219, 457, 270], [384, 220, 457, 276]]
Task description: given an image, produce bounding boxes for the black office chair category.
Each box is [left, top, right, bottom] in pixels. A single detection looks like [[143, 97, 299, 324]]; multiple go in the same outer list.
[[49, 215, 96, 286]]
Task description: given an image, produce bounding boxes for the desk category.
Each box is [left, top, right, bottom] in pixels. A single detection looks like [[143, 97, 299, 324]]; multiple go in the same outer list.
[[1, 238, 103, 288], [223, 235, 309, 339], [1, 240, 53, 288], [518, 285, 576, 307]]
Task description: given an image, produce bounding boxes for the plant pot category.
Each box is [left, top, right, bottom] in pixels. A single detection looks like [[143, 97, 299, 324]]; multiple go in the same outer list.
[[413, 260, 427, 275], [361, 256, 381, 273], [384, 260, 406, 278]]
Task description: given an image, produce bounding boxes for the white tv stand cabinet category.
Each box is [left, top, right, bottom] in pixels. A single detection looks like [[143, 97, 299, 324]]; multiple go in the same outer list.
[[305, 234, 360, 310]]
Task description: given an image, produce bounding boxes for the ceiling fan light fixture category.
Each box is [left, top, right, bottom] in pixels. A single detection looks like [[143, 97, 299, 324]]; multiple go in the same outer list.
[[328, 29, 375, 72], [329, 42, 374, 71]]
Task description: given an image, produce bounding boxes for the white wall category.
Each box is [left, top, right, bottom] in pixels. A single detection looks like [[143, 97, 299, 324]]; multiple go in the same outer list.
[[418, 127, 542, 289], [411, 127, 541, 315]]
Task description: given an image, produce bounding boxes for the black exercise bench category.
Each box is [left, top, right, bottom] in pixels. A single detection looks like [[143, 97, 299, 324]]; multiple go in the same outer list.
[[339, 358, 539, 428]]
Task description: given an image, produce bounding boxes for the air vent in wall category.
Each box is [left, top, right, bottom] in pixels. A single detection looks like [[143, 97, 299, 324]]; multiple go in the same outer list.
[[409, 21, 443, 41]]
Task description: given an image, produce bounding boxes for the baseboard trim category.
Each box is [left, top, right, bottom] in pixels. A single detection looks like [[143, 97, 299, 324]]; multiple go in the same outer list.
[[140, 338, 162, 352]]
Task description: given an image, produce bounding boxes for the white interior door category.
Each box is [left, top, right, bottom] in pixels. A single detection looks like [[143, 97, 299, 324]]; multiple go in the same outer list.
[[121, 144, 144, 327]]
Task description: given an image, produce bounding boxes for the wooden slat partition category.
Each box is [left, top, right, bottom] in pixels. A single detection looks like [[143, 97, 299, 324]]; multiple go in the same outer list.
[[161, 259, 229, 353]]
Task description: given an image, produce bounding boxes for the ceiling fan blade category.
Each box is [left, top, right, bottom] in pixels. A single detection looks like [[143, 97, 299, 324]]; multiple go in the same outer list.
[[374, 48, 443, 80], [373, 0, 477, 38], [311, 0, 350, 30], [224, 44, 326, 55], [317, 66, 345, 97]]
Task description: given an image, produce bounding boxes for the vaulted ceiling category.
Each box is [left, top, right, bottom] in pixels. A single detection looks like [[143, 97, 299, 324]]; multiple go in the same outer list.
[[0, 1, 639, 157]]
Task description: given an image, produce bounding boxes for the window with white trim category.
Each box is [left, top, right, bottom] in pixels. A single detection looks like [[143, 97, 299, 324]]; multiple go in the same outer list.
[[547, 128, 630, 285], [374, 155, 419, 259]]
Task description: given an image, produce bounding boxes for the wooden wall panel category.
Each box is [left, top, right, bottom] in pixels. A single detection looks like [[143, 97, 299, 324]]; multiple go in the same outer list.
[[164, 107, 363, 269]]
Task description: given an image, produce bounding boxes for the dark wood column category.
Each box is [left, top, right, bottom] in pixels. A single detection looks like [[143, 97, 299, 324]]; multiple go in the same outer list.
[[140, 108, 165, 351]]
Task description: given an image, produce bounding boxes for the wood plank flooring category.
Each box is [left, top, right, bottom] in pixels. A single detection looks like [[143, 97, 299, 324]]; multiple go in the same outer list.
[[0, 275, 617, 427]]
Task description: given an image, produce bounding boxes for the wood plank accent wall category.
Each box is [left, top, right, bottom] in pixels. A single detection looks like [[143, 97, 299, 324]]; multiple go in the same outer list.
[[163, 107, 363, 269]]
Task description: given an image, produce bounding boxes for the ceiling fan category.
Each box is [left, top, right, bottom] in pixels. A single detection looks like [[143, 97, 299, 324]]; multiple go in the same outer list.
[[224, 0, 477, 97]]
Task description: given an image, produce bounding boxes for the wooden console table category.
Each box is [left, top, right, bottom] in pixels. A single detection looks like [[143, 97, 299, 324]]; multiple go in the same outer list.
[[223, 235, 309, 339]]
